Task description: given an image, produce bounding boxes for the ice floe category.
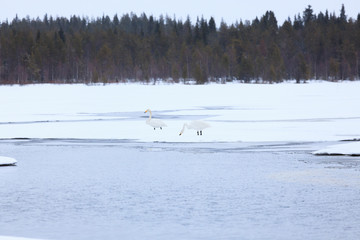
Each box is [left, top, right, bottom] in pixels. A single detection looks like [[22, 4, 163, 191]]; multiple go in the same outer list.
[[0, 156, 17, 166], [312, 141, 360, 156]]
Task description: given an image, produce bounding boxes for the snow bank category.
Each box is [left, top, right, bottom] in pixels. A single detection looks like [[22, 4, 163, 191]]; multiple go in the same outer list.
[[312, 141, 360, 156], [0, 156, 17, 166]]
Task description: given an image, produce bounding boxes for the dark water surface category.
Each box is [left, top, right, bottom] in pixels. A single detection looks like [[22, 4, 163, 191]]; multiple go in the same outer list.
[[0, 139, 359, 240]]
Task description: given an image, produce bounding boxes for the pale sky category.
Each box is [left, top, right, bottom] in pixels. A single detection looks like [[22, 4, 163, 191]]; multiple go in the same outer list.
[[1, 0, 359, 25]]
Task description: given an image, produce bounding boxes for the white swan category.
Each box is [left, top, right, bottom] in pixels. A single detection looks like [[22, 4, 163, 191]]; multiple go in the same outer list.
[[144, 109, 167, 130], [179, 120, 211, 136]]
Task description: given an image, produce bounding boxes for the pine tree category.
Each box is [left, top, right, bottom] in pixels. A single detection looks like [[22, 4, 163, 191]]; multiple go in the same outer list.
[[0, 7, 359, 84]]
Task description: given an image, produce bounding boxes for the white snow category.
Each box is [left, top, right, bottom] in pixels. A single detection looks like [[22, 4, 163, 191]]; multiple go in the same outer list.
[[312, 141, 360, 156], [0, 81, 359, 155], [0, 156, 17, 166]]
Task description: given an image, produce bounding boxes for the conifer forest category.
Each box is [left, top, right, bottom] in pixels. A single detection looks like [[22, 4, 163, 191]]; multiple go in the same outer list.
[[0, 5, 359, 84]]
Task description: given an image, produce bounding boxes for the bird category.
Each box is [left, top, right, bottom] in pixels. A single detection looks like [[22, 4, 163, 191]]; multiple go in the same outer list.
[[144, 109, 167, 130], [179, 120, 211, 136]]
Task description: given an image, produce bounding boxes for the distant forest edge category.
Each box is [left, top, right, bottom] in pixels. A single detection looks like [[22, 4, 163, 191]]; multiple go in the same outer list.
[[0, 4, 359, 84]]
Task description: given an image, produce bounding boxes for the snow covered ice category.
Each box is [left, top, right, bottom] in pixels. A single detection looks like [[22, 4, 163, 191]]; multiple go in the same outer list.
[[313, 141, 360, 156], [0, 81, 359, 145], [0, 81, 360, 240], [0, 81, 359, 154], [0, 156, 17, 166], [0, 237, 43, 240]]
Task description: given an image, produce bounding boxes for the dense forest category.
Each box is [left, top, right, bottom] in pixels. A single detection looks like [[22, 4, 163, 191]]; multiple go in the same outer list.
[[0, 5, 359, 84]]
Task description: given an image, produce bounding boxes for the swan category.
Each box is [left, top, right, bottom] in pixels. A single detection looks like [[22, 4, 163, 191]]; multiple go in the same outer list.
[[144, 109, 167, 130], [179, 120, 211, 136]]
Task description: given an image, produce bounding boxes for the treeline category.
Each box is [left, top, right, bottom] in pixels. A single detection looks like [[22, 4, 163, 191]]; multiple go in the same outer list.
[[0, 5, 359, 84]]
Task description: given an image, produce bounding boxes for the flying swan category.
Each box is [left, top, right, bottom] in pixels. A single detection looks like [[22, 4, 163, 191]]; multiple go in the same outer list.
[[144, 109, 167, 130], [179, 120, 211, 136]]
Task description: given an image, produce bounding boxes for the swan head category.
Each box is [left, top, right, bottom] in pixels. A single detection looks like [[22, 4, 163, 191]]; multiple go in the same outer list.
[[144, 109, 150, 113], [179, 123, 187, 136]]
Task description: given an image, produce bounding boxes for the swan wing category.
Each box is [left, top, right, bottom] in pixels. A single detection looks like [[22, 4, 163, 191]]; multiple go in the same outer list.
[[147, 119, 167, 128], [189, 120, 211, 130]]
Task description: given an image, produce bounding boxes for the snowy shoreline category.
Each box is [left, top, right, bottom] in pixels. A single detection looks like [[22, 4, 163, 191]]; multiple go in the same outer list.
[[1, 137, 359, 157]]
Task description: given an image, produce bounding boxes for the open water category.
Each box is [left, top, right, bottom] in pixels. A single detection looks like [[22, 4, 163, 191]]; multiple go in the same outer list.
[[0, 139, 359, 240]]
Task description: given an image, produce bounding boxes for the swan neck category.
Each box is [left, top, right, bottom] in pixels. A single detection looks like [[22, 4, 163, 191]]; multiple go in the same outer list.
[[180, 123, 186, 135]]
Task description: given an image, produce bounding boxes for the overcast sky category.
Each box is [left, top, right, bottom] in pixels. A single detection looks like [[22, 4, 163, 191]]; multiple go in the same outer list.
[[1, 0, 359, 25]]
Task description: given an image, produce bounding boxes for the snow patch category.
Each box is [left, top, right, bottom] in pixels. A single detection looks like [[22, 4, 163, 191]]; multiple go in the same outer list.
[[0, 236, 43, 240], [0, 156, 17, 166], [312, 141, 360, 156]]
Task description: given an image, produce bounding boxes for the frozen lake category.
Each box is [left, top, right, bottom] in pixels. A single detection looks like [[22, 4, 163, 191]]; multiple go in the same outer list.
[[1, 139, 360, 240], [0, 82, 359, 239], [0, 82, 359, 143]]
